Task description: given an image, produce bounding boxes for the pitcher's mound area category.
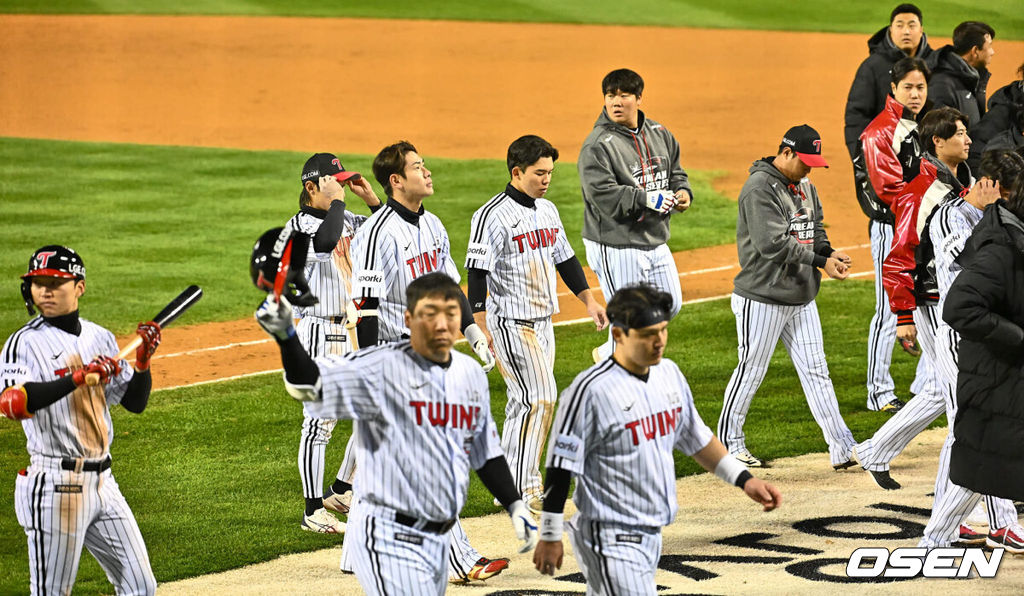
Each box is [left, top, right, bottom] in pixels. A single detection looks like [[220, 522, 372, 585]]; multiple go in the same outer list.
[[161, 427, 1024, 594]]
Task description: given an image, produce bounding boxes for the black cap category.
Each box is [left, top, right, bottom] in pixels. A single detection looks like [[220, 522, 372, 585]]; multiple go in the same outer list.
[[781, 125, 829, 168], [22, 245, 86, 280], [301, 153, 361, 187]]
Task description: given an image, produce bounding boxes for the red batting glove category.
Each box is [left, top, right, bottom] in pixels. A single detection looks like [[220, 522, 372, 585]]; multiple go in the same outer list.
[[134, 321, 161, 371], [71, 355, 122, 386]]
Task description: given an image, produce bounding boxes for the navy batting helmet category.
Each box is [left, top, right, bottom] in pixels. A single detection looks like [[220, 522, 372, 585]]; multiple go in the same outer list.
[[20, 245, 86, 315], [250, 227, 318, 307]]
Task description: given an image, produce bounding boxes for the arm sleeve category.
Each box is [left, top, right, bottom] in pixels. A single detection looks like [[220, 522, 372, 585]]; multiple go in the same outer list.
[[467, 268, 488, 313], [351, 226, 389, 346], [844, 62, 881, 158], [476, 456, 522, 508], [355, 297, 379, 348], [457, 289, 474, 333], [882, 172, 931, 316], [943, 245, 1024, 349], [540, 467, 572, 514], [555, 256, 589, 296], [312, 200, 348, 254], [578, 142, 647, 221], [739, 184, 817, 266], [118, 369, 151, 414], [22, 377, 77, 413]]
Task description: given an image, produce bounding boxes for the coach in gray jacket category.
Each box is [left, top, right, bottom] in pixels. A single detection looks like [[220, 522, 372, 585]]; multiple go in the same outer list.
[[579, 68, 692, 360]]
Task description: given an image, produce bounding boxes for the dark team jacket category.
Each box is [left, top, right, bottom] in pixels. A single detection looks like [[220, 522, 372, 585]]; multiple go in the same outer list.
[[843, 26, 933, 159], [944, 201, 1024, 501], [927, 46, 991, 130], [857, 94, 926, 222], [883, 154, 971, 322], [966, 80, 1024, 172]]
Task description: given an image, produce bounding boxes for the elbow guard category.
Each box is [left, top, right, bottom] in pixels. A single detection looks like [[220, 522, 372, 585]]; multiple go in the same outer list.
[[284, 375, 322, 402], [0, 386, 32, 420]]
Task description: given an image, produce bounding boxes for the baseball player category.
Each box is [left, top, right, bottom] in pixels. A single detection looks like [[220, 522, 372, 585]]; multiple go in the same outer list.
[[347, 141, 504, 583], [1, 246, 161, 595], [578, 68, 692, 361], [254, 272, 538, 595], [858, 55, 937, 413], [717, 125, 858, 469], [466, 134, 608, 513], [532, 284, 781, 594], [918, 150, 1024, 552], [285, 152, 383, 533]]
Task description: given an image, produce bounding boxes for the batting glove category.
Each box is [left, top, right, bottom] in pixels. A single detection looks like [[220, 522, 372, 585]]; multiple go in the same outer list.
[[255, 295, 296, 341], [72, 355, 122, 386], [509, 500, 539, 553], [645, 189, 676, 214], [134, 321, 161, 372], [464, 323, 496, 372]]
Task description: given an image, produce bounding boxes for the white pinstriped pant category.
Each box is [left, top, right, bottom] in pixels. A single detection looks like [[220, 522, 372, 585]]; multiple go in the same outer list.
[[718, 294, 855, 466], [866, 220, 932, 408], [567, 514, 662, 595], [489, 315, 556, 498], [584, 240, 682, 358], [14, 463, 156, 596], [348, 503, 449, 595]]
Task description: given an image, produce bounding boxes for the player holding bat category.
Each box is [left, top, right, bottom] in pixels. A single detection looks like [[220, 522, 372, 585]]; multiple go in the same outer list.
[[0, 245, 163, 595]]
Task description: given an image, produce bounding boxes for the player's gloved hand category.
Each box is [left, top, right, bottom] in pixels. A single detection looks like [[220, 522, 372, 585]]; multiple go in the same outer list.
[[134, 321, 162, 372], [255, 295, 296, 341], [645, 189, 676, 214], [464, 323, 496, 372], [508, 500, 539, 553], [72, 355, 122, 386]]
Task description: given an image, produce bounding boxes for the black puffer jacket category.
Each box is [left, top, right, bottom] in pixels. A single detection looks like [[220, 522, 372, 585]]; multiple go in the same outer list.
[[944, 200, 1024, 501], [967, 81, 1024, 172], [844, 27, 933, 159], [927, 45, 991, 130]]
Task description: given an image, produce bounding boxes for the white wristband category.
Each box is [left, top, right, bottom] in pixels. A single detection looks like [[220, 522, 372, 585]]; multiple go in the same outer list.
[[539, 511, 563, 541], [713, 454, 747, 486]]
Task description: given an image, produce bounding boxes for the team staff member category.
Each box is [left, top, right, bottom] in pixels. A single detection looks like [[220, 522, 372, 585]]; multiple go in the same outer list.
[[928, 21, 996, 132], [967, 62, 1024, 171], [255, 273, 538, 595], [717, 125, 857, 469], [1, 246, 161, 595], [859, 56, 935, 413], [578, 68, 692, 361], [466, 135, 607, 513], [532, 285, 780, 594], [285, 153, 383, 533]]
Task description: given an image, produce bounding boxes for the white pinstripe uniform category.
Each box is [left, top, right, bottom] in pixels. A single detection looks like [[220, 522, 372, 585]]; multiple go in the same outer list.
[[302, 342, 503, 595], [284, 207, 368, 511], [348, 201, 484, 581], [466, 188, 573, 500], [918, 197, 1018, 547], [3, 318, 156, 596], [546, 358, 714, 594]]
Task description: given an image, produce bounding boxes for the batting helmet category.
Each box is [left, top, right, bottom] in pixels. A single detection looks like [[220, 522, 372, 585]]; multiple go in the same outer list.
[[20, 245, 87, 316], [250, 227, 318, 307]]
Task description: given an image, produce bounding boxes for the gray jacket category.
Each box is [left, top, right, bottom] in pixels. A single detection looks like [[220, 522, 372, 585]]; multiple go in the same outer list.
[[579, 109, 691, 248], [733, 159, 833, 306]]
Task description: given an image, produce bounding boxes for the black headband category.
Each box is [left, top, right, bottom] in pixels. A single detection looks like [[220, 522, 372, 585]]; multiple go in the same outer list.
[[610, 306, 670, 331]]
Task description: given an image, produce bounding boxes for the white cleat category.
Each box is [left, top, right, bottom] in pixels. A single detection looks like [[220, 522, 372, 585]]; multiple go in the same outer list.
[[302, 507, 346, 533]]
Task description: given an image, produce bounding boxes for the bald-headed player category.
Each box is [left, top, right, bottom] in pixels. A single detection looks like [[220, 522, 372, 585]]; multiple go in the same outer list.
[[255, 272, 538, 595], [1, 246, 161, 595], [533, 284, 780, 593], [467, 135, 607, 513]]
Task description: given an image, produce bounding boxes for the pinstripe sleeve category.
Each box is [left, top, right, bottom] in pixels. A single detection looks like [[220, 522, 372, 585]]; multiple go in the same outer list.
[[439, 225, 461, 284], [670, 371, 714, 456], [352, 224, 392, 300], [467, 366, 503, 468], [549, 203, 575, 263], [1, 332, 34, 388], [544, 371, 594, 474], [465, 207, 495, 271], [101, 331, 134, 405], [306, 350, 384, 420]]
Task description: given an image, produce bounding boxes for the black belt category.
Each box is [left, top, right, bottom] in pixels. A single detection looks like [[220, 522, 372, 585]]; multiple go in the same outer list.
[[394, 512, 455, 534], [61, 456, 111, 473]]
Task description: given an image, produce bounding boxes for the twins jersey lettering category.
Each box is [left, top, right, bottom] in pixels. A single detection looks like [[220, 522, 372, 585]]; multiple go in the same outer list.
[[466, 191, 574, 320], [351, 204, 460, 341], [285, 207, 368, 319], [547, 358, 713, 527]]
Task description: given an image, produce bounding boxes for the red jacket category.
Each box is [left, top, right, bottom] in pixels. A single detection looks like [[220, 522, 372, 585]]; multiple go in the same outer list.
[[860, 95, 923, 208]]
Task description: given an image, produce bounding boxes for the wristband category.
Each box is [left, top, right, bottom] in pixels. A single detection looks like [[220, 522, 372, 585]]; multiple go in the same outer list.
[[539, 511, 564, 541], [734, 470, 753, 489], [713, 454, 747, 486]]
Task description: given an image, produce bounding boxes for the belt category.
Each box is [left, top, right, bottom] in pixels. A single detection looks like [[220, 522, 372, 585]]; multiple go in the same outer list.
[[394, 512, 456, 534], [310, 315, 346, 325], [61, 456, 111, 473]]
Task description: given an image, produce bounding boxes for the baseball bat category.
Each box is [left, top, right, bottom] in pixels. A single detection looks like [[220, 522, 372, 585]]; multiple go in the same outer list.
[[85, 285, 203, 385]]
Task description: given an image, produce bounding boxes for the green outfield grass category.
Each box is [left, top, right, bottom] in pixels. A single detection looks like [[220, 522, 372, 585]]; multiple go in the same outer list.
[[0, 0, 1021, 39], [0, 281, 935, 594], [0, 137, 734, 338]]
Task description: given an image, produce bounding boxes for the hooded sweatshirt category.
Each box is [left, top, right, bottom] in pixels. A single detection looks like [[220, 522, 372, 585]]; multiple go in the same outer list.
[[967, 80, 1024, 172], [927, 45, 991, 129], [733, 158, 833, 306], [579, 109, 691, 248]]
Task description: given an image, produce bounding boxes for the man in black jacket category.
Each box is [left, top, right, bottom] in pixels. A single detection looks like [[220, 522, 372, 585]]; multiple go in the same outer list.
[[928, 21, 996, 132], [968, 62, 1024, 171]]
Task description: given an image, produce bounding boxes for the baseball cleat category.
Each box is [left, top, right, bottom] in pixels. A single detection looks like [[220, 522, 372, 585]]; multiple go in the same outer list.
[[866, 469, 901, 490], [879, 398, 906, 413], [301, 508, 346, 534], [956, 524, 987, 546], [464, 557, 510, 582], [322, 487, 351, 515], [732, 448, 765, 468], [987, 523, 1024, 554]]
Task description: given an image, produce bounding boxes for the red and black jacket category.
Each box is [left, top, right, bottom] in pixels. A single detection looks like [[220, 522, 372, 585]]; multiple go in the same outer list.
[[858, 95, 927, 222]]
